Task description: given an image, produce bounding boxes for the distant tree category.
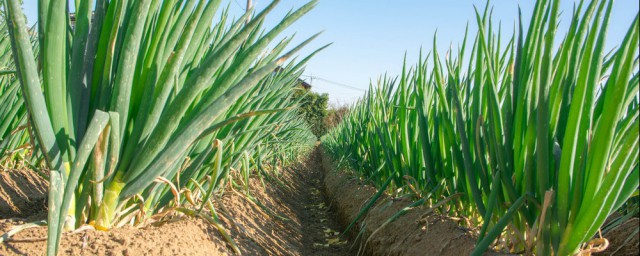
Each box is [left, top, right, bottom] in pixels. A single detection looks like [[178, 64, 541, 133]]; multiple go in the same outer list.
[[324, 103, 349, 131], [293, 89, 329, 138]]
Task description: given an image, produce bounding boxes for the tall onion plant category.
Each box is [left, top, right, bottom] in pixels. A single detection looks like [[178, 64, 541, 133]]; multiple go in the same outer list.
[[323, 0, 639, 254], [2, 0, 321, 255], [0, 20, 34, 164]]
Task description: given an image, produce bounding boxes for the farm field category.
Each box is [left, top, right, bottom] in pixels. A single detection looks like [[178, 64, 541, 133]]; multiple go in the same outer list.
[[0, 0, 638, 255]]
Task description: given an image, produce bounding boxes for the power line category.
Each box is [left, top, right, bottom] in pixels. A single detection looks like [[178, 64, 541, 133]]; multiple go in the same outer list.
[[233, 0, 246, 10], [300, 74, 366, 92]]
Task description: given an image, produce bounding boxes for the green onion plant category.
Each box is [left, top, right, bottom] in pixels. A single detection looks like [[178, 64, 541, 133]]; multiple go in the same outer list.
[[0, 20, 34, 165], [323, 0, 639, 254], [2, 0, 321, 255]]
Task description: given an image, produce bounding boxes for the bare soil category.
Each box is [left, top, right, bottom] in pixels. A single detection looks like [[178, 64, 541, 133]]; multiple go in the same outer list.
[[0, 169, 47, 218], [319, 147, 640, 256], [1, 217, 228, 255], [1, 148, 637, 255], [319, 148, 477, 256], [0, 151, 353, 256], [212, 149, 354, 256], [600, 217, 639, 256]]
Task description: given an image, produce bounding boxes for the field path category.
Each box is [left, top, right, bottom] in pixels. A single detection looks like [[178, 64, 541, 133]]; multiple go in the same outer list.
[[268, 146, 354, 255], [207, 146, 356, 255], [0, 148, 355, 255]]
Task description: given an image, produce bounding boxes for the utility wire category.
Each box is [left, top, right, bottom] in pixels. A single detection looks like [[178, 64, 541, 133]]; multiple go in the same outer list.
[[300, 74, 366, 92], [233, 0, 246, 10]]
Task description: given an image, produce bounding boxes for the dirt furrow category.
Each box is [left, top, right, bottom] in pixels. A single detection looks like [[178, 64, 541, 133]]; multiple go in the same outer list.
[[0, 151, 354, 256]]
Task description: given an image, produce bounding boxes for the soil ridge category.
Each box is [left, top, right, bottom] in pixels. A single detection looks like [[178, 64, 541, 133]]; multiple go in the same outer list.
[[319, 147, 477, 256]]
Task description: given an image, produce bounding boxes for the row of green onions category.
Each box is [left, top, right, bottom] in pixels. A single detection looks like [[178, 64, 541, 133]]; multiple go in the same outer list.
[[0, 20, 35, 165], [323, 0, 638, 254], [2, 0, 320, 255]]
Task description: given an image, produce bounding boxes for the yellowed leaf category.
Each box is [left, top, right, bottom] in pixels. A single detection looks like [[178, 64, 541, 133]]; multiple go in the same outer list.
[[327, 238, 340, 245]]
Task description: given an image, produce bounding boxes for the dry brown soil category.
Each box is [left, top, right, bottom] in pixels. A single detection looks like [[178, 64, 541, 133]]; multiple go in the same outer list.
[[0, 151, 353, 256], [0, 169, 47, 218], [601, 217, 639, 256], [1, 147, 638, 255], [319, 148, 477, 256]]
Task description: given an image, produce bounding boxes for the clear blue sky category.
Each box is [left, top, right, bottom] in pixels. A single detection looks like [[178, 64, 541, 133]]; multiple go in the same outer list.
[[20, 0, 640, 104]]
